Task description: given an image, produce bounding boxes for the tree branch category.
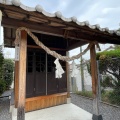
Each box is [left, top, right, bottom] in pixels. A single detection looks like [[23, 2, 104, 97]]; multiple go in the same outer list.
[[106, 70, 119, 79]]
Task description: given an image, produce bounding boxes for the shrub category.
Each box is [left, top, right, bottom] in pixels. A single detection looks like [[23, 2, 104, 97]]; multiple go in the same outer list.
[[3, 59, 14, 89], [0, 80, 5, 95], [0, 46, 4, 80], [108, 89, 120, 106], [96, 49, 120, 60], [0, 45, 5, 95], [101, 91, 112, 103], [76, 91, 93, 98], [97, 49, 120, 106]]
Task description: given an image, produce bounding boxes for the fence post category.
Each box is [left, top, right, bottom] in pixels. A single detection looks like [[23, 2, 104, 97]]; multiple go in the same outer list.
[[97, 61, 101, 101]]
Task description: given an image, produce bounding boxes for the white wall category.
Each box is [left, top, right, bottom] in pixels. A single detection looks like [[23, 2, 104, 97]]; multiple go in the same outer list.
[[70, 65, 92, 92]]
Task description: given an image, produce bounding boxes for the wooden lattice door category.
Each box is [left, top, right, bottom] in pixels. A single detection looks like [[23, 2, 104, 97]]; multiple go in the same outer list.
[[26, 49, 67, 98]]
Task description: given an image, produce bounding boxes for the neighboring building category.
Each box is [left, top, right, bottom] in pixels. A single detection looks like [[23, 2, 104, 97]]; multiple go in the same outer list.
[[69, 63, 92, 92], [69, 45, 115, 93]]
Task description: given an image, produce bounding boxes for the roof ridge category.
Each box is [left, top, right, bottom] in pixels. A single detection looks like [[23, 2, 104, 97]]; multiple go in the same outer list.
[[0, 0, 120, 36]]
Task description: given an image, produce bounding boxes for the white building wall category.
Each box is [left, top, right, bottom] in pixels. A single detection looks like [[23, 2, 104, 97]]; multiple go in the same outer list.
[[70, 65, 92, 92]]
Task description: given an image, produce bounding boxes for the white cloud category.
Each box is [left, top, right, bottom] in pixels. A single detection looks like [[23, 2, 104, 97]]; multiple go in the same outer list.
[[20, 0, 120, 29]]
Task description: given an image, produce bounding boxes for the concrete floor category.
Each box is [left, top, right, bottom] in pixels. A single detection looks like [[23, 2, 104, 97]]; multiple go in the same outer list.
[[25, 103, 92, 120]]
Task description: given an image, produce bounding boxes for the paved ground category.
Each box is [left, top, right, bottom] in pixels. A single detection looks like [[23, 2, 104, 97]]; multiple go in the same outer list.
[[71, 93, 120, 120], [0, 92, 120, 120], [0, 90, 12, 120], [23, 104, 92, 120], [0, 97, 11, 120]]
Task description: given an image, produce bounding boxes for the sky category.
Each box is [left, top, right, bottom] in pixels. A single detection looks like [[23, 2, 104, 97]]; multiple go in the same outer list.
[[0, 0, 120, 61]]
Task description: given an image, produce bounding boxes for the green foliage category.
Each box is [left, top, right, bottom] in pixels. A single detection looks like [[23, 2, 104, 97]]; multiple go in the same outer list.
[[97, 49, 120, 106], [0, 45, 4, 74], [76, 91, 93, 98], [96, 49, 120, 60], [0, 45, 14, 95], [3, 59, 14, 89], [114, 45, 120, 50], [101, 75, 114, 88], [108, 89, 120, 106], [101, 91, 112, 103], [0, 45, 5, 95], [0, 80, 6, 95], [86, 48, 120, 105]]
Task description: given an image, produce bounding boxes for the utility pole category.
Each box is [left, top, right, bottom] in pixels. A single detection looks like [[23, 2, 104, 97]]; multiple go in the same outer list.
[[80, 47, 85, 91]]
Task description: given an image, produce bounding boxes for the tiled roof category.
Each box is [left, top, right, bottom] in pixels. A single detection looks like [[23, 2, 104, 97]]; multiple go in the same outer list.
[[0, 0, 120, 36]]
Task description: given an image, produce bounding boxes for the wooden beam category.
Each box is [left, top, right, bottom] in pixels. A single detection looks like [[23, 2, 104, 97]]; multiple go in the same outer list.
[[23, 14, 30, 21], [66, 51, 70, 98], [0, 8, 8, 17], [2, 17, 120, 44], [27, 45, 66, 51], [64, 29, 69, 39], [90, 44, 98, 97], [67, 41, 88, 51], [17, 30, 27, 120], [2, 17, 87, 41], [2, 17, 63, 36], [90, 44, 99, 116], [14, 61, 19, 108]]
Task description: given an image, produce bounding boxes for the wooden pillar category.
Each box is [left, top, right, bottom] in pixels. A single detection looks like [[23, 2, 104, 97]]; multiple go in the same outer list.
[[14, 61, 19, 108], [66, 51, 70, 98], [17, 30, 27, 120], [90, 44, 103, 120]]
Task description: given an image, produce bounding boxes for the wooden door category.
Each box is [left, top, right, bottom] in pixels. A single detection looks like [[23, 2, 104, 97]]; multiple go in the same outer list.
[[26, 49, 67, 98], [58, 73, 67, 92], [35, 51, 46, 96], [57, 52, 67, 93], [47, 55, 58, 95], [26, 51, 35, 98]]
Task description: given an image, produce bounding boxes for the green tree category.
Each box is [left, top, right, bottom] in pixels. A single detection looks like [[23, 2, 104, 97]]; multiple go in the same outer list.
[[3, 59, 14, 89], [87, 48, 120, 105], [97, 49, 120, 105], [0, 45, 5, 95]]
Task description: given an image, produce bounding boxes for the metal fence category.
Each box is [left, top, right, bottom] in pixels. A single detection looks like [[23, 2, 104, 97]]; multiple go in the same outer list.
[[70, 58, 120, 106], [97, 58, 120, 106]]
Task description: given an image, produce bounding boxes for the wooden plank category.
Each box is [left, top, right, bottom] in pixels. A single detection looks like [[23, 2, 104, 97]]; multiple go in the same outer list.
[[90, 44, 99, 115], [17, 30, 27, 120], [25, 93, 67, 112], [14, 61, 19, 108], [25, 92, 67, 102]]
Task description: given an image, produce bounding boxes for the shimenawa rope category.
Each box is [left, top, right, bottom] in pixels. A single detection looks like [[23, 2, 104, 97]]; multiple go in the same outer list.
[[15, 27, 100, 61]]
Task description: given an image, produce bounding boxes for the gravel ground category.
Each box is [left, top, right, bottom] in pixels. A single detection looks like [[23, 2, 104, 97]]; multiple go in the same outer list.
[[0, 97, 11, 120], [71, 93, 120, 120], [0, 93, 120, 120]]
